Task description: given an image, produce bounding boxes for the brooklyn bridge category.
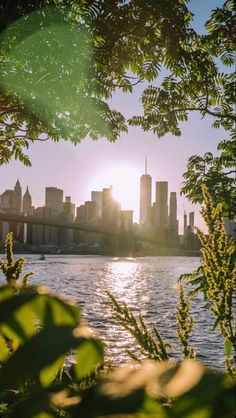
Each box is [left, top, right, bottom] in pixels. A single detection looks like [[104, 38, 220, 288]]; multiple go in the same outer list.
[[0, 212, 157, 256]]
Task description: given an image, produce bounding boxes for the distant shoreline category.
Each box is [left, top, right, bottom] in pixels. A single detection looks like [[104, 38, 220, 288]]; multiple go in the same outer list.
[[0, 248, 200, 257]]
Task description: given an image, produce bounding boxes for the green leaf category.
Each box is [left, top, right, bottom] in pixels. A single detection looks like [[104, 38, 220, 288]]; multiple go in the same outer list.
[[225, 339, 232, 358], [0, 326, 102, 390], [75, 337, 104, 380], [0, 286, 14, 302], [0, 334, 9, 362], [39, 356, 64, 387], [0, 291, 38, 325], [9, 385, 62, 418], [31, 293, 81, 327]]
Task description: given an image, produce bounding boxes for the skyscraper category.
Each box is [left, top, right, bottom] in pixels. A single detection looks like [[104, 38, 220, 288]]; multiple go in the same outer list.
[[0, 190, 13, 212], [189, 211, 194, 232], [23, 186, 33, 215], [184, 211, 187, 234], [169, 192, 178, 235], [139, 156, 152, 226], [155, 181, 168, 229], [85, 200, 97, 223], [12, 179, 22, 214], [91, 191, 102, 218], [45, 187, 63, 213], [63, 196, 75, 219], [102, 187, 119, 226]]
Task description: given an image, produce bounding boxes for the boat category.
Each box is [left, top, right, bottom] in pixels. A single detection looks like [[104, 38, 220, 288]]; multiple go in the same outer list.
[[39, 254, 45, 260]]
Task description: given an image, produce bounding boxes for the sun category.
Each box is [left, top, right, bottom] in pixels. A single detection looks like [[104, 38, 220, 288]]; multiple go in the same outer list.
[[93, 164, 140, 221]]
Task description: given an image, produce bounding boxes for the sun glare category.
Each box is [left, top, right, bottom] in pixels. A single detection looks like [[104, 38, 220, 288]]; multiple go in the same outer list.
[[93, 165, 140, 221]]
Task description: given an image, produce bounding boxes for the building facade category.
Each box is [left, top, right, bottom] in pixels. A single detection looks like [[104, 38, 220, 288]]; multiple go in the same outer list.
[[155, 181, 168, 229], [12, 179, 22, 214], [23, 186, 33, 215], [169, 192, 178, 236], [139, 158, 152, 226], [189, 211, 194, 232], [45, 187, 63, 213], [63, 196, 75, 220], [91, 191, 102, 218], [102, 187, 118, 226]]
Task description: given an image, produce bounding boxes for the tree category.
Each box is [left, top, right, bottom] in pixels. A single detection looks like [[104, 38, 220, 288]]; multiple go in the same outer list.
[[181, 139, 236, 218], [129, 0, 235, 215], [0, 0, 193, 165], [0, 1, 235, 216]]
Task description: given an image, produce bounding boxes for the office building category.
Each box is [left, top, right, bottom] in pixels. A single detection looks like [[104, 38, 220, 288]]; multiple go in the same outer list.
[[155, 181, 168, 229], [23, 186, 33, 215], [120, 210, 133, 232], [184, 211, 187, 235], [63, 196, 75, 220], [76, 204, 86, 222], [12, 179, 22, 214], [91, 191, 102, 218], [102, 187, 117, 226], [189, 212, 194, 232], [169, 192, 178, 235], [85, 200, 97, 223], [0, 190, 13, 212], [139, 157, 152, 225], [45, 187, 63, 213]]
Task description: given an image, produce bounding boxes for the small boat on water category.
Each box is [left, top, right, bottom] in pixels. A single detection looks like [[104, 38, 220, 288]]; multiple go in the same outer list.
[[39, 254, 45, 261]]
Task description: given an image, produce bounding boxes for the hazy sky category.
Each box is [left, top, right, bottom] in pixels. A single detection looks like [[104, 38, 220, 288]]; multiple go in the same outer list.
[[0, 1, 226, 233]]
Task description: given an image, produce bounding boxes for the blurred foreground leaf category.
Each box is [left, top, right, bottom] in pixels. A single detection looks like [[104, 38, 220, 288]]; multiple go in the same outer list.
[[0, 325, 103, 391]]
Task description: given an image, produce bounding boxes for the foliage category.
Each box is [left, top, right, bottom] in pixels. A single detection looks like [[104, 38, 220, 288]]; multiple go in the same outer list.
[[0, 0, 193, 165], [0, 232, 33, 287], [176, 285, 195, 359], [1, 1, 235, 218], [130, 0, 235, 136], [181, 138, 236, 218], [0, 233, 103, 416], [68, 359, 235, 418], [106, 291, 171, 362], [106, 287, 196, 363], [0, 233, 235, 417], [180, 186, 236, 377], [129, 0, 236, 215], [0, 3, 127, 166]]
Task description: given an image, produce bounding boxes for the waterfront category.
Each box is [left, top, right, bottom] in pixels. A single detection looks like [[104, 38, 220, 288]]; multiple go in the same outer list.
[[0, 255, 224, 369]]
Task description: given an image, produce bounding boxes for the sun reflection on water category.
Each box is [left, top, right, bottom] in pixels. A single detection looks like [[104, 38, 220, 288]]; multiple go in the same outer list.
[[105, 259, 145, 306]]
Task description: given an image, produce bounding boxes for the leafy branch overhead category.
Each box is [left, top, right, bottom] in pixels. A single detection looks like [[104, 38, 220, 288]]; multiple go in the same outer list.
[[130, 0, 235, 137], [181, 138, 236, 218], [1, 1, 235, 166]]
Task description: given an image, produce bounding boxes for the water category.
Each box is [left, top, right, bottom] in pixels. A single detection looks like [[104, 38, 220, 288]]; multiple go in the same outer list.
[[0, 255, 224, 369]]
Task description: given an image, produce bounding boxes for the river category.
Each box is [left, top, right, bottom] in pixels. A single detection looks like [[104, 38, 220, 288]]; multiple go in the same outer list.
[[0, 254, 225, 369]]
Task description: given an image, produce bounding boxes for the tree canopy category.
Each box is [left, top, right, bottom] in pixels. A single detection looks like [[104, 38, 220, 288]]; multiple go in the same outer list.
[[0, 0, 235, 215], [0, 0, 193, 165]]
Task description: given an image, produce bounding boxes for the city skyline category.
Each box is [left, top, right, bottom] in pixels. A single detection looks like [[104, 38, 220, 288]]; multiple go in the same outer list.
[[0, 0, 225, 234], [0, 173, 196, 235]]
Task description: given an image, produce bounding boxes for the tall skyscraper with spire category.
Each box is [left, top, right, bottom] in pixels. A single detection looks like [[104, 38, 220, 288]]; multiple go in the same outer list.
[[139, 156, 152, 226], [12, 179, 22, 214]]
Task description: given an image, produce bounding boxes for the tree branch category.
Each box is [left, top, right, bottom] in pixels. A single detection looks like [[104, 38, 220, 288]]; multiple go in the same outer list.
[[173, 106, 236, 121]]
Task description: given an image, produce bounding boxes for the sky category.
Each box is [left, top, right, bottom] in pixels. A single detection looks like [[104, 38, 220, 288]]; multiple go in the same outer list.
[[0, 0, 226, 233]]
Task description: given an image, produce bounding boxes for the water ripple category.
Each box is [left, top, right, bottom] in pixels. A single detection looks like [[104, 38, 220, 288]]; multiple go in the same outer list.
[[0, 254, 225, 369]]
